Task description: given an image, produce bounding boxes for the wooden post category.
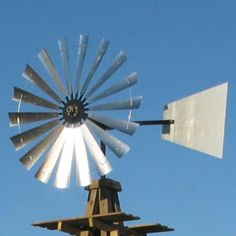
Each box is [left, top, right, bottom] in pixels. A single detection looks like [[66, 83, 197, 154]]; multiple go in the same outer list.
[[81, 178, 122, 236]]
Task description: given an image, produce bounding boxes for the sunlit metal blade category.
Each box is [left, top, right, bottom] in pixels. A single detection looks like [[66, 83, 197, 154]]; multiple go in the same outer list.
[[75, 35, 89, 95], [54, 127, 74, 189], [58, 38, 73, 95], [38, 48, 67, 97], [8, 112, 59, 127], [89, 96, 142, 111], [23, 64, 62, 104], [19, 124, 63, 170], [80, 39, 109, 97], [81, 123, 112, 176], [73, 127, 91, 186], [88, 113, 139, 135], [35, 127, 66, 184], [86, 120, 130, 158], [162, 82, 228, 158], [85, 51, 127, 99], [13, 87, 60, 110], [88, 72, 138, 104], [10, 119, 61, 150]]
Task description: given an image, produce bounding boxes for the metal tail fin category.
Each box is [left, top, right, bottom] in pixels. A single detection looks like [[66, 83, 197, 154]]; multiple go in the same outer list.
[[162, 82, 228, 158]]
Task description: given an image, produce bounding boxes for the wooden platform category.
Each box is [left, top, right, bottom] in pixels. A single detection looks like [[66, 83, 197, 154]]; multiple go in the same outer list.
[[33, 212, 173, 235], [33, 178, 174, 235]]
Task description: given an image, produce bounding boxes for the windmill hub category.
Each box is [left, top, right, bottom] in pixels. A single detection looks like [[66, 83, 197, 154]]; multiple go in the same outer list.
[[62, 98, 87, 125]]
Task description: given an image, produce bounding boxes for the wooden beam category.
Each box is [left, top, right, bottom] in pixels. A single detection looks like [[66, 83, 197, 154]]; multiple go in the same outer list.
[[88, 218, 143, 236], [85, 178, 122, 192], [89, 218, 115, 232], [57, 221, 82, 235], [85, 189, 99, 215], [129, 223, 174, 233]]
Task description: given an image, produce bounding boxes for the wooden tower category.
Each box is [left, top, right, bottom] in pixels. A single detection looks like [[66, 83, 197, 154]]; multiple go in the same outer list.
[[33, 178, 174, 235]]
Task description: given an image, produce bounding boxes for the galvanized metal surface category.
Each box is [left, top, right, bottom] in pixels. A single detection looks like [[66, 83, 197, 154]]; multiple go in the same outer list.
[[162, 82, 228, 158], [9, 36, 141, 188]]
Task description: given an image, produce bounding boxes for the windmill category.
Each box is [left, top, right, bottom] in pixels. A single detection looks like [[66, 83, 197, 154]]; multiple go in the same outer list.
[[8, 35, 228, 235]]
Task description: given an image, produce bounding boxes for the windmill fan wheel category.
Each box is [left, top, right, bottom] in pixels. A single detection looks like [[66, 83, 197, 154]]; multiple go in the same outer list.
[[8, 35, 142, 189]]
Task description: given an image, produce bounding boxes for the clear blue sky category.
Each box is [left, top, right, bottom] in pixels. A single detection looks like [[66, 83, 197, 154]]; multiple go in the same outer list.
[[0, 1, 236, 235]]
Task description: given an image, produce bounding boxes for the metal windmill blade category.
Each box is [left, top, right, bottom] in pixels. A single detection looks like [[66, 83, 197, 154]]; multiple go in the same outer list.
[[9, 35, 142, 188]]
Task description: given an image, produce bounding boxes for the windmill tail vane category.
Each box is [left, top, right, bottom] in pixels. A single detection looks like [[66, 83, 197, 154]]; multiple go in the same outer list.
[[162, 82, 228, 158]]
